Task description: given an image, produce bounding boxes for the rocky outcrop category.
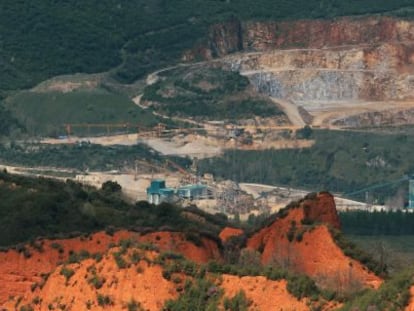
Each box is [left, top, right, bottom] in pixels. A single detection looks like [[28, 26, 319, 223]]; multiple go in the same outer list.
[[246, 192, 382, 291], [333, 107, 414, 127], [185, 16, 414, 114], [224, 42, 414, 103], [242, 17, 414, 51], [187, 16, 414, 58], [4, 247, 315, 311]]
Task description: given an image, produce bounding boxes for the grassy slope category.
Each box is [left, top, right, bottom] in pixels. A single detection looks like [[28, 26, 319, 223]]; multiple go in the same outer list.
[[4, 88, 159, 137], [346, 235, 414, 275], [1, 0, 414, 92]]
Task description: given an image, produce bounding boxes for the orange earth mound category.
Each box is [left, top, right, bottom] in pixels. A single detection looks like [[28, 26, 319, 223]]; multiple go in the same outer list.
[[219, 227, 244, 243], [0, 230, 221, 306], [247, 192, 382, 291]]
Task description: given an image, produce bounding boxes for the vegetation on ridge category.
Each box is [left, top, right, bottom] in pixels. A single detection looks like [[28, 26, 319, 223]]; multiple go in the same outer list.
[[142, 67, 284, 120], [1, 0, 414, 92], [0, 171, 225, 247], [339, 266, 414, 310]]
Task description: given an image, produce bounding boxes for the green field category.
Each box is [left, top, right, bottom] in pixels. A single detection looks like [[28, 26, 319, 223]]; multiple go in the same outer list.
[[4, 88, 160, 137], [346, 235, 414, 275]]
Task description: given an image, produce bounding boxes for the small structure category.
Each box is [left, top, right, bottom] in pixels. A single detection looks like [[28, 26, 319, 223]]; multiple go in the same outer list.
[[177, 184, 208, 200], [146, 179, 175, 205]]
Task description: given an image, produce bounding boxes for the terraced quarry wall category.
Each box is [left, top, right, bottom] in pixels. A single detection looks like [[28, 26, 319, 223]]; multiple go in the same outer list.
[[187, 16, 414, 127]]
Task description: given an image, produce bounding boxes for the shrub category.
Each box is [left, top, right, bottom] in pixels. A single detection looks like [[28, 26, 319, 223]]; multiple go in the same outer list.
[[88, 274, 105, 289], [113, 252, 128, 269], [97, 294, 113, 306], [130, 250, 142, 264], [287, 274, 319, 299], [92, 252, 103, 262], [60, 266, 75, 283], [223, 290, 250, 311], [163, 279, 222, 311], [19, 305, 34, 311], [50, 243, 64, 254], [68, 249, 90, 263], [101, 181, 122, 193], [127, 299, 143, 311]]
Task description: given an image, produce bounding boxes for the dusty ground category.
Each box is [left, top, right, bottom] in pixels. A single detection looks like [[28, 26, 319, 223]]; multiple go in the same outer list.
[[271, 98, 306, 126], [309, 100, 414, 128]]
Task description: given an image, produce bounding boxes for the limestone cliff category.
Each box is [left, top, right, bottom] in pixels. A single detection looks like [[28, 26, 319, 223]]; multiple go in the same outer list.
[[185, 16, 414, 124]]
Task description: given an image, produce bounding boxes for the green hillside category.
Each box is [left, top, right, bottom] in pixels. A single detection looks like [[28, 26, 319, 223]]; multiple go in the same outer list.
[[1, 0, 414, 93], [4, 88, 159, 137], [142, 67, 284, 120], [0, 171, 227, 247], [198, 129, 414, 203]]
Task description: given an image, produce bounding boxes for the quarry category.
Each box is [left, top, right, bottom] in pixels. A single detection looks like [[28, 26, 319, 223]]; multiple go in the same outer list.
[[3, 7, 414, 310]]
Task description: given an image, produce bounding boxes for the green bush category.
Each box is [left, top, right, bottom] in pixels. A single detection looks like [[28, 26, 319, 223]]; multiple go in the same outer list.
[[113, 252, 128, 269], [286, 274, 320, 300], [164, 278, 222, 311], [60, 266, 75, 282], [340, 267, 414, 310], [223, 290, 250, 311], [88, 274, 105, 290], [127, 299, 143, 311], [97, 294, 113, 307]]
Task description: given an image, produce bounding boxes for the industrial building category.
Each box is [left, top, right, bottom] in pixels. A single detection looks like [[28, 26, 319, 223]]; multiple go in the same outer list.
[[146, 179, 207, 205], [176, 184, 208, 200], [146, 179, 175, 205]]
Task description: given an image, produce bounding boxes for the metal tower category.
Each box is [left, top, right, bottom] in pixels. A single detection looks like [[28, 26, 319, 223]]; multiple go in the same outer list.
[[410, 179, 414, 209]]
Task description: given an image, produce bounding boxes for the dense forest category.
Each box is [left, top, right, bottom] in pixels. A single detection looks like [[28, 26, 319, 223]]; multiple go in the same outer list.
[[0, 143, 191, 172], [1, 0, 414, 92], [340, 210, 414, 235], [199, 129, 414, 203]]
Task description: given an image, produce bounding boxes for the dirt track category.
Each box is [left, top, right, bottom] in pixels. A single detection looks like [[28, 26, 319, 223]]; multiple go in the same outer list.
[[310, 100, 414, 128], [270, 97, 306, 127]]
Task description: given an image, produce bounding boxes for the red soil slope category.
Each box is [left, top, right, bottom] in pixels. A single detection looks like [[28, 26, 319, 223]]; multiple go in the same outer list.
[[406, 286, 414, 311], [221, 275, 309, 311], [3, 249, 178, 311], [219, 227, 244, 243], [5, 247, 324, 311], [247, 192, 382, 291], [0, 230, 221, 306]]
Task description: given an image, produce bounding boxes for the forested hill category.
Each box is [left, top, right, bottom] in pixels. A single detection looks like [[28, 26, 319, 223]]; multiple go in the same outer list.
[[1, 0, 414, 94]]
